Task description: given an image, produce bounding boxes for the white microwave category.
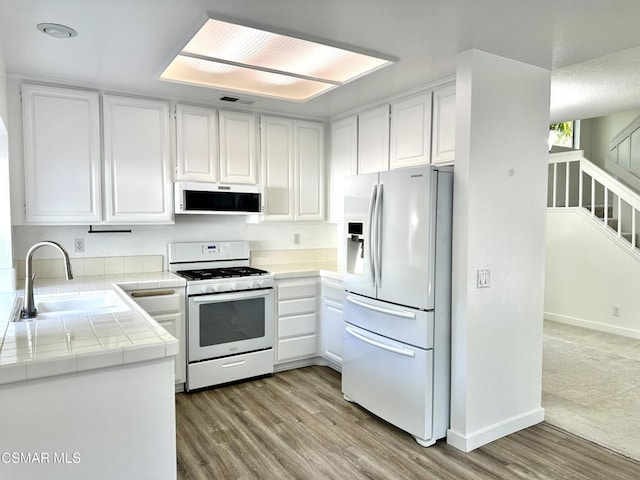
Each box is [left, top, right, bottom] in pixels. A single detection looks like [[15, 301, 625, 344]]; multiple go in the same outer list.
[[174, 181, 263, 215]]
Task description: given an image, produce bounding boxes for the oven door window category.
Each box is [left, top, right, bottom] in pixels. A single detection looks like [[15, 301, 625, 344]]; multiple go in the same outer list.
[[199, 297, 265, 346]]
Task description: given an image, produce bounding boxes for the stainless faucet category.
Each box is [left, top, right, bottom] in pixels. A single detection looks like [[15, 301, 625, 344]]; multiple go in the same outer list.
[[20, 241, 73, 319]]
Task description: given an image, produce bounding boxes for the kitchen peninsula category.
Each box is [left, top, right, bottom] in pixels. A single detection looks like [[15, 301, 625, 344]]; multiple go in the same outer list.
[[0, 271, 183, 480]]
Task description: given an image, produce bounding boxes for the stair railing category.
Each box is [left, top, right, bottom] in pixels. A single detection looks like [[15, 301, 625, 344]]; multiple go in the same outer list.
[[549, 150, 640, 252]]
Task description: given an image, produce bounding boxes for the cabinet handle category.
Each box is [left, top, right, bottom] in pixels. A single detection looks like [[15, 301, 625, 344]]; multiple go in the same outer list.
[[131, 289, 175, 298]]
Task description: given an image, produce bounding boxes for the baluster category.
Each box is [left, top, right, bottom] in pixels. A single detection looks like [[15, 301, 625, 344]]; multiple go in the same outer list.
[[565, 162, 570, 208], [552, 162, 558, 208]]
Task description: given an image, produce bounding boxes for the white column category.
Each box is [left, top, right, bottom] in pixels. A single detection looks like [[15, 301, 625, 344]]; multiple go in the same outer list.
[[447, 49, 550, 452]]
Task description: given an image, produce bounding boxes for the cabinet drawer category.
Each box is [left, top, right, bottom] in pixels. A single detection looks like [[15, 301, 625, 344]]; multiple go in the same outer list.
[[277, 334, 317, 362], [129, 290, 180, 314], [278, 313, 316, 338], [278, 281, 317, 300], [279, 297, 316, 316], [188, 349, 273, 390]]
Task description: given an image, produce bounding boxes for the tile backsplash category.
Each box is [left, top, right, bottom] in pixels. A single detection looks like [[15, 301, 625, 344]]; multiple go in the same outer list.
[[250, 248, 337, 266], [15, 255, 164, 279]]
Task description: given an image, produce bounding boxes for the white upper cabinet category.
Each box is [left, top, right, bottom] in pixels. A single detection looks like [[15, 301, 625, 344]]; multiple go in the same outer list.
[[295, 120, 325, 221], [261, 116, 324, 222], [260, 116, 295, 221], [219, 110, 257, 184], [21, 84, 101, 224], [102, 94, 173, 224], [175, 104, 219, 182], [431, 83, 456, 165], [329, 115, 358, 223], [357, 105, 390, 174], [390, 91, 432, 169]]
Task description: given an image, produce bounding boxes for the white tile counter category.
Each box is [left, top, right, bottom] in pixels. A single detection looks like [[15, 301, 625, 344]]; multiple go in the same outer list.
[[0, 272, 185, 386], [259, 262, 343, 280]]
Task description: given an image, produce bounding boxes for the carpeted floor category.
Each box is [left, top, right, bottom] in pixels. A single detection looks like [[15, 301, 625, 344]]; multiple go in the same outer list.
[[543, 320, 640, 461]]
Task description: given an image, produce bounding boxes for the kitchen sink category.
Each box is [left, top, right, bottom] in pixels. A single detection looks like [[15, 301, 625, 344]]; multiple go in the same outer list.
[[34, 290, 130, 317]]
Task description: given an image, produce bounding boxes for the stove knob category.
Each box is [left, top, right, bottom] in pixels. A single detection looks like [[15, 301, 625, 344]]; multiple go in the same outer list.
[[246, 280, 255, 289], [256, 279, 264, 288], [210, 284, 220, 292], [199, 285, 208, 294], [228, 283, 236, 291]]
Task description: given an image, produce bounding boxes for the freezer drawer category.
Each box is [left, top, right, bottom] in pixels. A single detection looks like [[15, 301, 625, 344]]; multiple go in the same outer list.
[[342, 323, 434, 444], [344, 293, 433, 349]]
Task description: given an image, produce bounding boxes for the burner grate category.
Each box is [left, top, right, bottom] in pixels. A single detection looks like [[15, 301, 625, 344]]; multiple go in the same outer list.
[[176, 266, 268, 281]]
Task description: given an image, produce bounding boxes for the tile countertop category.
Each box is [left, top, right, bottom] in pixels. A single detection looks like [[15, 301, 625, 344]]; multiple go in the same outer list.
[[260, 262, 343, 280], [0, 272, 185, 386]]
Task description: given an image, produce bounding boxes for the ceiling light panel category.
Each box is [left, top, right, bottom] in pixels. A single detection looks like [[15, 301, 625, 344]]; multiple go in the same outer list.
[[161, 55, 336, 101], [159, 15, 395, 101]]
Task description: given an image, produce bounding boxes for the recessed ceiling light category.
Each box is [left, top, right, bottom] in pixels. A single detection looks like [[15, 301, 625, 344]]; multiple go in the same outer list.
[[159, 14, 396, 102], [37, 23, 78, 39]]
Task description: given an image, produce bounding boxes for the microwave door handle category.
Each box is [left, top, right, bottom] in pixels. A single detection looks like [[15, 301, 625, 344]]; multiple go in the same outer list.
[[345, 326, 415, 357], [192, 290, 271, 303], [374, 183, 383, 287], [367, 184, 378, 286]]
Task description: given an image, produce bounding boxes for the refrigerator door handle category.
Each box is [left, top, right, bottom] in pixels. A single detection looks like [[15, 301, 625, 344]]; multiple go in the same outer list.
[[375, 183, 383, 287], [346, 295, 417, 319], [345, 326, 416, 357], [367, 184, 378, 286]]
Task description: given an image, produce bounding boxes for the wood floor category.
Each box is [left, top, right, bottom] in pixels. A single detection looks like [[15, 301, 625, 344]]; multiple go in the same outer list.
[[175, 366, 640, 480]]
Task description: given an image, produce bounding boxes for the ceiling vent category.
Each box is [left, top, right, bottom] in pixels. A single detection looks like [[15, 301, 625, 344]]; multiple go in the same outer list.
[[219, 95, 255, 105]]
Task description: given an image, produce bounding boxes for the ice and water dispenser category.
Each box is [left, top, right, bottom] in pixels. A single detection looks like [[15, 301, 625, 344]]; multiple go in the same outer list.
[[346, 222, 365, 276]]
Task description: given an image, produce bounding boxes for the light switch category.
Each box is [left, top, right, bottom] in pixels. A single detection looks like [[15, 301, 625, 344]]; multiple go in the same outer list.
[[477, 269, 490, 288]]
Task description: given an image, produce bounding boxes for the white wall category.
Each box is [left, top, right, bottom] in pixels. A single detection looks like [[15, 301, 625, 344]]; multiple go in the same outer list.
[[447, 50, 549, 452], [545, 209, 640, 337], [581, 108, 640, 166], [0, 42, 15, 291]]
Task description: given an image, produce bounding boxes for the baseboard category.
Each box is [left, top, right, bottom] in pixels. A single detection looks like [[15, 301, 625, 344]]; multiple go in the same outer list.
[[273, 356, 342, 374], [545, 312, 640, 339], [446, 407, 545, 452]]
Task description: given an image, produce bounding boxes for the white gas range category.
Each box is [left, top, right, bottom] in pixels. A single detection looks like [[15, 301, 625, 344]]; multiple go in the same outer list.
[[168, 241, 274, 391]]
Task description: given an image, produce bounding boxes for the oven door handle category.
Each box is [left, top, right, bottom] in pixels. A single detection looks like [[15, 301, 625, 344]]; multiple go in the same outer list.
[[191, 289, 272, 303]]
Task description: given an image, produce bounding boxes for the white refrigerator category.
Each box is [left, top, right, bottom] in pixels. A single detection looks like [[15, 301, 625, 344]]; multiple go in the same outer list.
[[342, 165, 453, 447]]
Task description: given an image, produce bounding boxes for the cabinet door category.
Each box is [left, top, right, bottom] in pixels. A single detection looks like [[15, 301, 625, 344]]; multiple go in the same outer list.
[[219, 110, 257, 184], [329, 115, 358, 223], [358, 105, 390, 174], [390, 91, 432, 169], [295, 120, 325, 221], [103, 95, 173, 224], [260, 115, 295, 221], [176, 104, 218, 182], [431, 83, 456, 164], [22, 84, 101, 224], [321, 278, 343, 366], [155, 312, 186, 385]]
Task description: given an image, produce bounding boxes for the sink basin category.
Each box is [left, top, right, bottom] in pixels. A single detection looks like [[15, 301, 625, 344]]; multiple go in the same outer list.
[[35, 290, 130, 317]]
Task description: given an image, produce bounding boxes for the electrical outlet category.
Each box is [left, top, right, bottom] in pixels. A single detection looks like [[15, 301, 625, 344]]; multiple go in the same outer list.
[[293, 233, 301, 245], [477, 269, 490, 288], [613, 306, 621, 317], [74, 238, 85, 253]]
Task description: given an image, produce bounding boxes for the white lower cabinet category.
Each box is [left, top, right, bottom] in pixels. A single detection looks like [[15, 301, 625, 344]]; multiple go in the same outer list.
[[126, 287, 186, 387], [320, 277, 344, 367], [275, 277, 319, 364]]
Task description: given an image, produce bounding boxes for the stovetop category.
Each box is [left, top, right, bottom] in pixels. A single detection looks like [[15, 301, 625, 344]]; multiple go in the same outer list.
[[175, 266, 269, 281]]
